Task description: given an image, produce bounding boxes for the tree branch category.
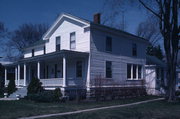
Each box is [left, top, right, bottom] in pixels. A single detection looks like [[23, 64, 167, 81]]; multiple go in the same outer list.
[[138, 0, 162, 20]]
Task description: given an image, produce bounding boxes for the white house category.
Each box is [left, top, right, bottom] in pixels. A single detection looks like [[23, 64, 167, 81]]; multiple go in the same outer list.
[[4, 13, 148, 97]]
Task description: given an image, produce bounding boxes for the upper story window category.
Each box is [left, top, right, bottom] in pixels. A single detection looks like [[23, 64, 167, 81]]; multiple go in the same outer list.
[[32, 49, 34, 57], [70, 32, 76, 49], [106, 36, 112, 52], [76, 61, 82, 78], [56, 36, 61, 51], [43, 46, 46, 54], [106, 61, 112, 78], [132, 43, 137, 56]]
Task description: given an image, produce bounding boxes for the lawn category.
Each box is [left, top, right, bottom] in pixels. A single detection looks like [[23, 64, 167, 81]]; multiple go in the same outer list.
[[0, 96, 158, 119], [47, 100, 180, 119]]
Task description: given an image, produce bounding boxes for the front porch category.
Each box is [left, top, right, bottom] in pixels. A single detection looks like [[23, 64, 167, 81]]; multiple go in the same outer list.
[[4, 50, 89, 90]]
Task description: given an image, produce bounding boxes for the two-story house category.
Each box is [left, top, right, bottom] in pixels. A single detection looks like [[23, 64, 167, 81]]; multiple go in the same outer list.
[[4, 13, 148, 97]]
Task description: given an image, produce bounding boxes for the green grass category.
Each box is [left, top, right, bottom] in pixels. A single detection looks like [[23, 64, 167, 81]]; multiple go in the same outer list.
[[0, 96, 164, 119], [47, 100, 180, 119]]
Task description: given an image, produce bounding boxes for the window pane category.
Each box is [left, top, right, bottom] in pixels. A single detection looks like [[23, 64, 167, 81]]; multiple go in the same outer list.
[[76, 61, 82, 77], [138, 65, 142, 79], [127, 64, 131, 79], [133, 65, 136, 79], [106, 61, 112, 78], [106, 36, 112, 52]]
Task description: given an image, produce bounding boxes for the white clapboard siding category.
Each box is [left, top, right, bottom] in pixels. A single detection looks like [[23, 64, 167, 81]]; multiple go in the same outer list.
[[89, 28, 146, 86]]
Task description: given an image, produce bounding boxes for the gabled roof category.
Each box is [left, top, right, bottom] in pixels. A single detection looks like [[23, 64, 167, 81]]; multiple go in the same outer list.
[[42, 13, 90, 40]]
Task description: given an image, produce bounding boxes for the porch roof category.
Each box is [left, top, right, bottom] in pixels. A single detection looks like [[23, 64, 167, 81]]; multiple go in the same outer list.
[[5, 50, 89, 66]]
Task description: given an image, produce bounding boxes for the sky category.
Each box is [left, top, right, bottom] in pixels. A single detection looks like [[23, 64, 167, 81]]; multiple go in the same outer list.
[[0, 0, 148, 34], [0, 0, 149, 59]]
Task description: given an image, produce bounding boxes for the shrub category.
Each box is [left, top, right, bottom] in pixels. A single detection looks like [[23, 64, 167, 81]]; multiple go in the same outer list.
[[27, 77, 43, 95], [7, 79, 17, 95], [175, 91, 180, 96], [27, 88, 62, 102]]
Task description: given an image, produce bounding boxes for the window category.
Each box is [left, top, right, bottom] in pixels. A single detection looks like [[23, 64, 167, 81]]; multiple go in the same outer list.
[[70, 32, 76, 49], [46, 65, 48, 78], [56, 36, 61, 51], [127, 64, 142, 80], [132, 43, 137, 56], [55, 64, 57, 78], [127, 64, 131, 79], [106, 36, 112, 52], [156, 68, 160, 79], [106, 61, 112, 78], [76, 61, 82, 77], [133, 65, 137, 79], [138, 65, 142, 79], [43, 46, 46, 54], [32, 49, 34, 57]]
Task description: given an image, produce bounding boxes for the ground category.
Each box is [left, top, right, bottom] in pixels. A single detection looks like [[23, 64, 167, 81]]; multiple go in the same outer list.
[[0, 96, 179, 119]]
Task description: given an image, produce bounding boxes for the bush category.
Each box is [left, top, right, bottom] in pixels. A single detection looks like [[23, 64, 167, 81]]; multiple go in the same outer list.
[[27, 77, 43, 95], [7, 79, 17, 95], [175, 91, 180, 96], [27, 88, 62, 102]]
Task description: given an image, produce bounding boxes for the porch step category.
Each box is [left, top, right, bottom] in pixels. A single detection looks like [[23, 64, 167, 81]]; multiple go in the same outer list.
[[9, 87, 27, 98]]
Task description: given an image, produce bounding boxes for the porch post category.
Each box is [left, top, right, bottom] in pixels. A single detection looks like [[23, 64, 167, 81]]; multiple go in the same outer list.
[[4, 68, 7, 86], [63, 56, 66, 87], [15, 67, 17, 85], [24, 64, 26, 86], [18, 64, 20, 86], [37, 61, 40, 79]]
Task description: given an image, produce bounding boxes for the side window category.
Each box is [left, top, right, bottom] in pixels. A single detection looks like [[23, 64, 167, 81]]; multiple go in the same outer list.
[[132, 43, 137, 56], [32, 49, 34, 57], [106, 36, 112, 52], [106, 61, 112, 78], [70, 32, 76, 49], [56, 36, 61, 51]]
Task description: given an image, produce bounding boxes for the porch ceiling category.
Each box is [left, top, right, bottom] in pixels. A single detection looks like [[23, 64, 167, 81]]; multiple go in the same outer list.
[[6, 50, 89, 66]]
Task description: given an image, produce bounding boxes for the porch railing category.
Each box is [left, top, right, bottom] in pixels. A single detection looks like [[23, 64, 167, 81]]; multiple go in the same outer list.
[[40, 78, 63, 87], [67, 79, 86, 87]]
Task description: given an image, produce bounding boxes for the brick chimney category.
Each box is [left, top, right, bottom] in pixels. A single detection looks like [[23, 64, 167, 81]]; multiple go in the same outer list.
[[93, 13, 101, 24]]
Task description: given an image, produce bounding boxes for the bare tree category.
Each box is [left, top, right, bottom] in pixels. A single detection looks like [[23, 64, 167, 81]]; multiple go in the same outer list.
[[102, 0, 179, 101], [6, 23, 48, 59], [136, 15, 162, 46]]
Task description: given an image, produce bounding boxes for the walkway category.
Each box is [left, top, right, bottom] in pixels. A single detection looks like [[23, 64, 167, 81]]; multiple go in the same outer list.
[[19, 98, 164, 119]]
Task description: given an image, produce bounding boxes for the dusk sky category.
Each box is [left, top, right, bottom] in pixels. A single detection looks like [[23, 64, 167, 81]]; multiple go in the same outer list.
[[0, 0, 148, 34]]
